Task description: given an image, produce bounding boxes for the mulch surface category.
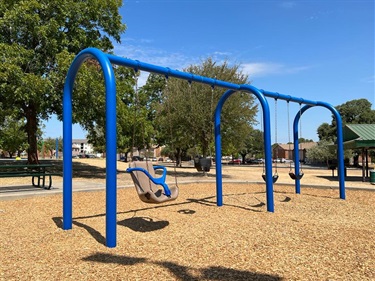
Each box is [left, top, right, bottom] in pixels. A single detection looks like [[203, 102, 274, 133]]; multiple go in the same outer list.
[[1, 179, 374, 280]]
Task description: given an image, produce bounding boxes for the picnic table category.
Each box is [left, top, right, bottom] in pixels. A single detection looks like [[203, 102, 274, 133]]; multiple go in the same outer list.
[[0, 163, 59, 189]]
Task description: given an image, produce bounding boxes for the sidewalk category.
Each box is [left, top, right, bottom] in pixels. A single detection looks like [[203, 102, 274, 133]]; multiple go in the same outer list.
[[0, 181, 134, 201], [1, 175, 373, 201]]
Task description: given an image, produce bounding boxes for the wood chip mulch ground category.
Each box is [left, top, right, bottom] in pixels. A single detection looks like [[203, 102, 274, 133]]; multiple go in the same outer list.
[[1, 180, 374, 280]]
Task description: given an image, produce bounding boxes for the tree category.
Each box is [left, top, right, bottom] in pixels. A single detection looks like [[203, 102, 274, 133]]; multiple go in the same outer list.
[[43, 137, 58, 158], [336, 98, 375, 125], [239, 128, 264, 162], [152, 58, 257, 165], [305, 140, 334, 165], [0, 0, 126, 163], [0, 116, 28, 158], [317, 99, 375, 141]]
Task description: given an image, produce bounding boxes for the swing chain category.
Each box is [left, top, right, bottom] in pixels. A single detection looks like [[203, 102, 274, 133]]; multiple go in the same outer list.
[[164, 77, 179, 187], [274, 98, 278, 173]]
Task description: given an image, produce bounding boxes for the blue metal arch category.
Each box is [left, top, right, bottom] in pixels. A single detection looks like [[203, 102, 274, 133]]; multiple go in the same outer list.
[[63, 48, 117, 247], [214, 85, 274, 212], [292, 104, 345, 199]]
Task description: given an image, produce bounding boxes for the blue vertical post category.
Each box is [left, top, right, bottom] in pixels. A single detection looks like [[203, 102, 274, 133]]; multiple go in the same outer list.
[[335, 116, 346, 199], [214, 90, 236, 206], [241, 86, 274, 212], [103, 57, 118, 248], [292, 106, 305, 194], [63, 72, 73, 230], [293, 123, 301, 194]]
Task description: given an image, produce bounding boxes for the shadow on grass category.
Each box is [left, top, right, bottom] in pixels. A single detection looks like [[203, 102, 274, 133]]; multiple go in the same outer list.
[[83, 252, 282, 280]]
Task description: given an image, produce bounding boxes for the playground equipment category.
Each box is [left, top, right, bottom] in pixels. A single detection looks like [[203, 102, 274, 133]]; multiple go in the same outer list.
[[63, 48, 345, 248], [262, 98, 279, 183], [287, 102, 304, 180], [126, 161, 179, 203], [126, 73, 178, 202]]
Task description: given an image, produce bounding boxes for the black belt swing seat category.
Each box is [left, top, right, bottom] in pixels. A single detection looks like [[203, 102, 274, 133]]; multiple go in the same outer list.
[[288, 170, 304, 180], [126, 161, 179, 204], [262, 173, 279, 183]]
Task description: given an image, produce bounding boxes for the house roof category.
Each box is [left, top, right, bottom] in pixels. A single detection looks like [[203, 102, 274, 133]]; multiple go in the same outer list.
[[277, 142, 317, 151], [343, 124, 375, 149]]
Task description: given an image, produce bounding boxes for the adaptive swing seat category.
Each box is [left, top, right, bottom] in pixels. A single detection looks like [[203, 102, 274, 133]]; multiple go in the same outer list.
[[126, 161, 179, 204]]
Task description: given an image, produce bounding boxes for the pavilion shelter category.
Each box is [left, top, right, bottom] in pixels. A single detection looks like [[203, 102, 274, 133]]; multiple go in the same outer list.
[[342, 124, 375, 181]]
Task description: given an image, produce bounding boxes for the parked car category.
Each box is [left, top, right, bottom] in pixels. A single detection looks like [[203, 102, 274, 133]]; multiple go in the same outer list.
[[132, 156, 144, 161], [85, 154, 97, 158], [228, 158, 242, 165], [246, 158, 264, 164]]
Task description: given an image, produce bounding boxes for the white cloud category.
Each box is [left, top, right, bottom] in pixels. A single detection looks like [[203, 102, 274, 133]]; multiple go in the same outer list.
[[114, 42, 191, 70], [361, 75, 375, 83], [241, 62, 283, 77], [241, 62, 312, 77], [280, 1, 296, 9]]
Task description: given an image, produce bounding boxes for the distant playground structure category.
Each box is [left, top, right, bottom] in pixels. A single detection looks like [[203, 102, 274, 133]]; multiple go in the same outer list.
[[63, 48, 345, 247]]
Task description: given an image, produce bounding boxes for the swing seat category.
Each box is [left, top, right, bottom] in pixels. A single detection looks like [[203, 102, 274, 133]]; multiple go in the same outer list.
[[194, 157, 211, 172], [126, 161, 179, 204], [262, 173, 279, 183], [288, 172, 304, 180]]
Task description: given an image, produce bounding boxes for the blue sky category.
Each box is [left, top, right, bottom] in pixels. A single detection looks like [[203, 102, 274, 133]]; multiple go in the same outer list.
[[44, 0, 374, 144]]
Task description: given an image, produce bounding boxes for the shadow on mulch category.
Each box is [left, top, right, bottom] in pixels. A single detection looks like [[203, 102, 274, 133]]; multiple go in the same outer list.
[[317, 175, 369, 183], [82, 252, 282, 280], [52, 191, 281, 243], [118, 216, 169, 232]]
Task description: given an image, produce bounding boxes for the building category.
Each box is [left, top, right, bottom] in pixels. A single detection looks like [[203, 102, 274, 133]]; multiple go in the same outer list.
[[72, 139, 94, 156], [273, 142, 317, 162]]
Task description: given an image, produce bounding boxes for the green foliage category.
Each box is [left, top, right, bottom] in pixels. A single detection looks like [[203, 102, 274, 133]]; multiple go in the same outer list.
[[335, 99, 375, 125], [306, 140, 352, 165], [0, 0, 126, 162], [43, 137, 58, 157], [152, 58, 257, 160], [305, 140, 335, 164], [317, 99, 375, 142], [239, 129, 264, 159], [0, 116, 28, 157]]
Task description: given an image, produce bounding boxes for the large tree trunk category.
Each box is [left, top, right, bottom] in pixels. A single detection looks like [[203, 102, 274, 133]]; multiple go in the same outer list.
[[175, 148, 182, 167], [25, 104, 39, 164]]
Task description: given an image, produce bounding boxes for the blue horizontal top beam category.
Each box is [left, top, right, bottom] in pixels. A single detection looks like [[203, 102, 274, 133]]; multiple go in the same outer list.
[[107, 54, 240, 91], [261, 90, 319, 106], [107, 52, 319, 106]]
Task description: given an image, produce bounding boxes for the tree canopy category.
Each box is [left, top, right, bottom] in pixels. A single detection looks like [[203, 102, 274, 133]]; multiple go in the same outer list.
[[149, 58, 258, 165], [317, 98, 375, 142], [0, 0, 126, 163]]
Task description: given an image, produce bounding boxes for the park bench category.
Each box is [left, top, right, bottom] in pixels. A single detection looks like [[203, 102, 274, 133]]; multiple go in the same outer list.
[[0, 163, 60, 189]]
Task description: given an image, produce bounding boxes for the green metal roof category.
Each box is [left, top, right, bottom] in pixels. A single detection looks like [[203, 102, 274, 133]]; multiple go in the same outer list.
[[343, 124, 375, 149]]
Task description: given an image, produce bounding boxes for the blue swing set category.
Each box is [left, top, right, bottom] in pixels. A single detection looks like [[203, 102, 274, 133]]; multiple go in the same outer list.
[[62, 48, 346, 248]]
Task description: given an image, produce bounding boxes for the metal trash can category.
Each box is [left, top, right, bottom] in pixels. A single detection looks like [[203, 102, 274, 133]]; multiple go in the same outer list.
[[370, 170, 375, 185]]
